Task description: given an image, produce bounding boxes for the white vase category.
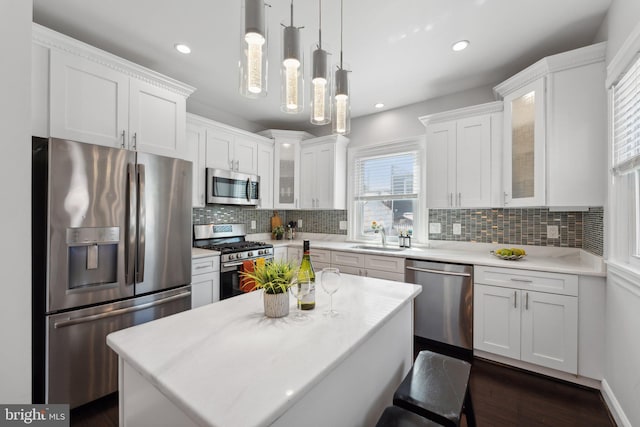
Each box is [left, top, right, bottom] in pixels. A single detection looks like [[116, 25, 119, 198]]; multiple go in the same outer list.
[[263, 292, 290, 318]]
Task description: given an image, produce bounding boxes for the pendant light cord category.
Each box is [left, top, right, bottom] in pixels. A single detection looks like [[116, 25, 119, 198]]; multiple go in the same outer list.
[[339, 0, 344, 69], [318, 0, 322, 49]]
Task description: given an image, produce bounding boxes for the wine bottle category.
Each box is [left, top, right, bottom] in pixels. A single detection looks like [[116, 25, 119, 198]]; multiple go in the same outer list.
[[298, 240, 316, 310]]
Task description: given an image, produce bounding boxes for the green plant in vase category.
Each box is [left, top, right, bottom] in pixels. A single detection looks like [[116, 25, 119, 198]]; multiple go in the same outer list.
[[273, 225, 285, 240], [240, 260, 297, 317]]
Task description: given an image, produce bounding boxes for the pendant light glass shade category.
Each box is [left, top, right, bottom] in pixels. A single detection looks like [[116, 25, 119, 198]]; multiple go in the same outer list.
[[281, 15, 304, 113], [239, 0, 268, 98], [332, 67, 350, 135]]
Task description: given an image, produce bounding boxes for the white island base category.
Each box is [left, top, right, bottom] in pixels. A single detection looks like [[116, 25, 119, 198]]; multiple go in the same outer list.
[[108, 275, 421, 427]]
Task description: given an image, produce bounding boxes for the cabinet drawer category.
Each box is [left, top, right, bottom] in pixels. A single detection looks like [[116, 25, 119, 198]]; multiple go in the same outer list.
[[365, 269, 406, 282], [332, 264, 361, 276], [474, 265, 578, 296], [331, 251, 365, 268], [364, 255, 405, 274], [192, 256, 220, 276], [311, 249, 331, 264]]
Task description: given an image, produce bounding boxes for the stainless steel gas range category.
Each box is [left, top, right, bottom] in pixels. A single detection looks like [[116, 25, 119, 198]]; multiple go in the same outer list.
[[193, 224, 274, 299]]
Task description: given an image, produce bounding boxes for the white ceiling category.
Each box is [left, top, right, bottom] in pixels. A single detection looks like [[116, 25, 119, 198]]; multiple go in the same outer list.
[[33, 0, 611, 131]]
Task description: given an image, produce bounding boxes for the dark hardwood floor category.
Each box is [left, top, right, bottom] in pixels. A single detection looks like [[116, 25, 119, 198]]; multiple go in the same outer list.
[[70, 350, 616, 426]]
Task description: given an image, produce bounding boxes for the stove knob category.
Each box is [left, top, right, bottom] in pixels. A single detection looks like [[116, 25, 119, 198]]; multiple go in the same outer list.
[[248, 251, 254, 257], [237, 252, 244, 259], [258, 250, 263, 255], [228, 254, 235, 260]]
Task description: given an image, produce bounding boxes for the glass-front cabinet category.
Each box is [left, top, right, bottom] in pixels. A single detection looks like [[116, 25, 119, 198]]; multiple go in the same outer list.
[[502, 78, 545, 207], [260, 130, 314, 210]]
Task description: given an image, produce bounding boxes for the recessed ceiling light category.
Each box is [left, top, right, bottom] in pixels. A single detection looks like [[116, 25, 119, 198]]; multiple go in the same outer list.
[[375, 103, 385, 109], [174, 43, 191, 54], [452, 40, 470, 52]]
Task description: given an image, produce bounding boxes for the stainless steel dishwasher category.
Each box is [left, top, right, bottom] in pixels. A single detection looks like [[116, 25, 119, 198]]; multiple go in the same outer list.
[[406, 259, 473, 359]]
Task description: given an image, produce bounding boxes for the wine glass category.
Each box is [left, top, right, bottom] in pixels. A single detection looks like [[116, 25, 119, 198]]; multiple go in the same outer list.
[[320, 268, 340, 316], [290, 271, 311, 317]]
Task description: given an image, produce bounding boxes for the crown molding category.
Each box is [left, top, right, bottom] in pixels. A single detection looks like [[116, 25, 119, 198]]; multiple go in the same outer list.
[[418, 101, 503, 126], [300, 134, 350, 147], [32, 23, 196, 98], [186, 113, 272, 142], [494, 42, 606, 99], [258, 129, 315, 141], [606, 21, 640, 88]]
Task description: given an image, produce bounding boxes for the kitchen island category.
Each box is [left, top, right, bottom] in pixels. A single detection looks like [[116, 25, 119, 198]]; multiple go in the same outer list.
[[107, 274, 421, 427]]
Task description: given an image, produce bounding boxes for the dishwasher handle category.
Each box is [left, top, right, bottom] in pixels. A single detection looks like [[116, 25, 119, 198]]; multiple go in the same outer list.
[[406, 265, 471, 278]]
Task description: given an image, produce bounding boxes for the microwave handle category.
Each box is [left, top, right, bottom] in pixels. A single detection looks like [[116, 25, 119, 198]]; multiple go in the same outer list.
[[246, 178, 251, 202]]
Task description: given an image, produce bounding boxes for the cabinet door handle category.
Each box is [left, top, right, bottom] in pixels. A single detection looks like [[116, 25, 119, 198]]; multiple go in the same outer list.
[[121, 130, 126, 148], [510, 278, 533, 283], [449, 193, 453, 207], [525, 292, 529, 310], [458, 192, 461, 206], [229, 160, 234, 170], [132, 132, 138, 150], [503, 191, 509, 205], [514, 291, 517, 308], [235, 160, 240, 171]]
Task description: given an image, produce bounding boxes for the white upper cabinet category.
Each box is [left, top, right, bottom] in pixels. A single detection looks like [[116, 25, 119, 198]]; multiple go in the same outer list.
[[300, 135, 349, 209], [186, 117, 206, 208], [34, 24, 194, 159], [495, 42, 607, 208], [260, 130, 314, 210], [420, 102, 503, 208], [256, 140, 275, 209], [205, 127, 258, 174]]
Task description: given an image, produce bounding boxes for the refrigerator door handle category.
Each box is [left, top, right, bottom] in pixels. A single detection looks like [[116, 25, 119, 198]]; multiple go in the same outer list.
[[136, 164, 146, 283], [126, 163, 137, 285], [53, 290, 191, 328]]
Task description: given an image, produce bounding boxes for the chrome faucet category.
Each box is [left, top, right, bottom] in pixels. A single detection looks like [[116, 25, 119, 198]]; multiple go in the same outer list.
[[380, 227, 386, 247]]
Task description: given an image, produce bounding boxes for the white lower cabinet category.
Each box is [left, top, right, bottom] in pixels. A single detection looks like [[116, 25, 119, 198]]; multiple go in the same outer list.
[[474, 266, 578, 374], [191, 255, 220, 309], [331, 251, 405, 282], [274, 247, 287, 262]]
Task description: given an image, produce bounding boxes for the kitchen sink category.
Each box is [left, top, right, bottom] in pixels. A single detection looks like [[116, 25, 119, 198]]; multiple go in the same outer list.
[[351, 245, 406, 252]]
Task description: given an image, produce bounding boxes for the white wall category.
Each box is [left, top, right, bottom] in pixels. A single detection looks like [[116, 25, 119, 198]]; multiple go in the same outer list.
[[309, 85, 495, 148], [0, 0, 33, 403], [599, 0, 640, 425]]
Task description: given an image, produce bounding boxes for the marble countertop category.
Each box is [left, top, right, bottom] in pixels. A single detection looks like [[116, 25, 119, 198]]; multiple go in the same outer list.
[[191, 247, 220, 258], [259, 237, 605, 277], [107, 275, 422, 427]]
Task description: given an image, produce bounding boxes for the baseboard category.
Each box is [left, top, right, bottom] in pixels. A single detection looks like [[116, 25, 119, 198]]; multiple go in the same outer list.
[[601, 379, 632, 427]]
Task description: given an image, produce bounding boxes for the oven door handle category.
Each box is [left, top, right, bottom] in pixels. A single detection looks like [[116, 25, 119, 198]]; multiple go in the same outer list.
[[224, 262, 246, 268]]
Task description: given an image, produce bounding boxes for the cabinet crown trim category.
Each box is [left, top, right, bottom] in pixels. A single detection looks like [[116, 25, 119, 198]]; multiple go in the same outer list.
[[32, 23, 196, 98], [186, 113, 272, 143], [606, 20, 640, 88], [418, 101, 503, 126], [493, 42, 606, 98], [300, 134, 350, 147], [258, 129, 315, 141]]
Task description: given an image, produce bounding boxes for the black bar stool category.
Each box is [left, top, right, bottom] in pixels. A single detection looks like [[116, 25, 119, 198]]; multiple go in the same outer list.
[[375, 406, 444, 427], [393, 350, 476, 427]]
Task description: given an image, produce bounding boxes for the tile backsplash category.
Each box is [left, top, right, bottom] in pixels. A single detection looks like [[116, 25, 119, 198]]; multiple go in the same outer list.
[[193, 206, 348, 235], [428, 207, 604, 256], [193, 206, 604, 256]]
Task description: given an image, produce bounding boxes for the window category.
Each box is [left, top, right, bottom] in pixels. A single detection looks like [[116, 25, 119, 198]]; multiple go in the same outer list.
[[349, 141, 423, 242], [611, 52, 640, 264]]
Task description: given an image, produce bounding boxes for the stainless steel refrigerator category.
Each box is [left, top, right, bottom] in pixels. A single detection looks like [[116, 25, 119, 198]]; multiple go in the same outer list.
[[32, 137, 192, 408]]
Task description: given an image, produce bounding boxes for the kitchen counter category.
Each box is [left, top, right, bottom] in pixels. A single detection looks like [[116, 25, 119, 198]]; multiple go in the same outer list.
[[191, 247, 220, 258], [107, 275, 422, 427], [260, 238, 605, 277]]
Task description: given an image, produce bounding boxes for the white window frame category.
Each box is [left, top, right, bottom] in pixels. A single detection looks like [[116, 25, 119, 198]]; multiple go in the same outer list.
[[347, 137, 426, 243], [607, 28, 640, 271]]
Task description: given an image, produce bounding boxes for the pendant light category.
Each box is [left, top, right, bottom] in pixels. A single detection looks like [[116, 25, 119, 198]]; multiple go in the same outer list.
[[240, 0, 268, 98], [332, 0, 350, 135], [310, 0, 331, 125], [281, 0, 304, 113]]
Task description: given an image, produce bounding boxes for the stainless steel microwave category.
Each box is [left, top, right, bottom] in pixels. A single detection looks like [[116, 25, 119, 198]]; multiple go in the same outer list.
[[206, 168, 260, 206]]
